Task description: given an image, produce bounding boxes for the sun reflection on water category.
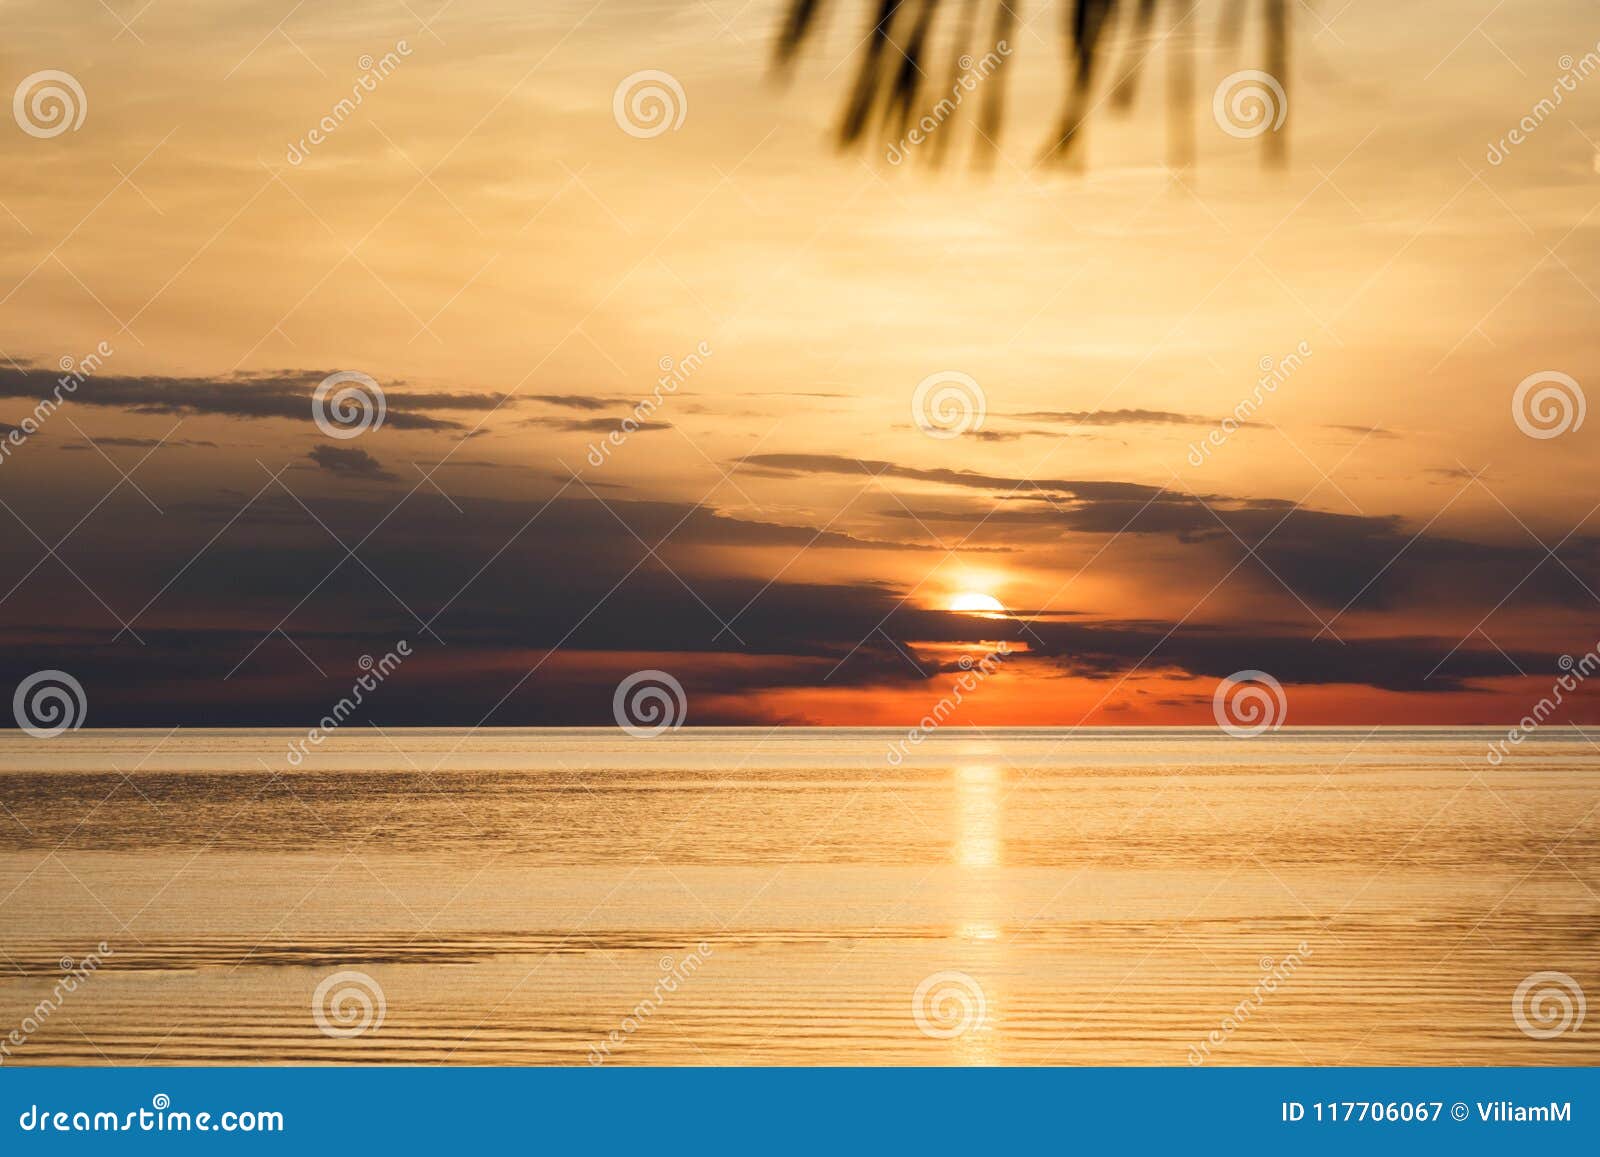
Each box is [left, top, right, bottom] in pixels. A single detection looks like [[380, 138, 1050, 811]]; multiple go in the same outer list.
[[956, 763, 1002, 869], [948, 762, 1006, 1063]]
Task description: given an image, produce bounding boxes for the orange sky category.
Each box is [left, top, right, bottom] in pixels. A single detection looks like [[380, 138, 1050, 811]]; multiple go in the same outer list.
[[1, 1, 1599, 726]]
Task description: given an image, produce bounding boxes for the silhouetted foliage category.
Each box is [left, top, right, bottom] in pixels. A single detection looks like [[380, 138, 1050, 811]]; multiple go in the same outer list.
[[773, 0, 1289, 169]]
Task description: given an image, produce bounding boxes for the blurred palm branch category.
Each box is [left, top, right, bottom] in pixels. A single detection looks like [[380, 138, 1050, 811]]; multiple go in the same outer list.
[[772, 0, 1290, 169]]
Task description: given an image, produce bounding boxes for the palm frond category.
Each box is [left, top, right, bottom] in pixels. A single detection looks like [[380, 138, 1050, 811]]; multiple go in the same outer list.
[[772, 0, 1290, 171]]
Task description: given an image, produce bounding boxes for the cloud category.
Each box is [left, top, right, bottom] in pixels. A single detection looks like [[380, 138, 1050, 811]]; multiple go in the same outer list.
[[966, 427, 1103, 443], [59, 435, 218, 451], [525, 394, 616, 411], [1002, 619, 1534, 693], [524, 416, 673, 433], [739, 452, 1184, 504], [0, 587, 1555, 726], [0, 362, 514, 431], [307, 444, 397, 480], [737, 390, 855, 399], [1013, 408, 1214, 425], [744, 451, 1600, 612], [0, 445, 1589, 724], [1322, 423, 1400, 439]]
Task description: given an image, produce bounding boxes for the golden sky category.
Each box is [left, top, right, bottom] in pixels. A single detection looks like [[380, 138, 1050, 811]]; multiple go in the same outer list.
[[2, 0, 1599, 726]]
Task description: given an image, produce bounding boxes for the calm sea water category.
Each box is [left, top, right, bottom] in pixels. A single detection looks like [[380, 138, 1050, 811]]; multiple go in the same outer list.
[[0, 727, 1596, 1065]]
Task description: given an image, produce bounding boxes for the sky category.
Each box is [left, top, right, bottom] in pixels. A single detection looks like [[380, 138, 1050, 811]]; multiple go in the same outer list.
[[2, 0, 1599, 728]]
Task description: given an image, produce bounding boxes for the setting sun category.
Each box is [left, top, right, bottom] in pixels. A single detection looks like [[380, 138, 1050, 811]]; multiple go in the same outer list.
[[948, 592, 1008, 617]]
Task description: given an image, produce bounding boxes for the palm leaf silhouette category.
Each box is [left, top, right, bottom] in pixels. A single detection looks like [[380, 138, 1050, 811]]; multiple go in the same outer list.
[[773, 0, 1289, 169]]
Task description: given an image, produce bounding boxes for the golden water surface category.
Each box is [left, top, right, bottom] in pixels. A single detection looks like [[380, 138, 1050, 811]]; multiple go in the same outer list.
[[0, 727, 1596, 1065]]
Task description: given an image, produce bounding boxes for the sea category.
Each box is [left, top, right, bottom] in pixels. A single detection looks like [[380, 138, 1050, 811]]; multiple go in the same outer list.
[[1, 727, 1595, 1065]]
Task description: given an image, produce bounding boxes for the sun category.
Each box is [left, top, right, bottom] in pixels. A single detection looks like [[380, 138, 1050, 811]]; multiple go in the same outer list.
[[948, 591, 1007, 617]]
